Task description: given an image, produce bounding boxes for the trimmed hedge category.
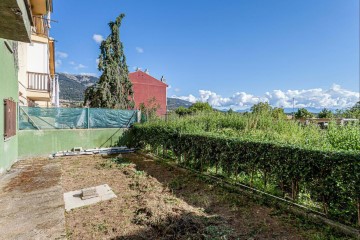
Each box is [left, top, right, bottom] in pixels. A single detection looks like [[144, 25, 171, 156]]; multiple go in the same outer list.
[[127, 124, 360, 227]]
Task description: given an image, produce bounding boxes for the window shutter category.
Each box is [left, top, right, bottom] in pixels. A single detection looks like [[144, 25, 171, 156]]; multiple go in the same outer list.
[[4, 99, 16, 139]]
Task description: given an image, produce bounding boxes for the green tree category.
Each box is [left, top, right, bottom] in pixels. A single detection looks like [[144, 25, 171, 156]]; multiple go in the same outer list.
[[350, 101, 360, 111], [335, 102, 360, 118], [139, 97, 160, 121], [84, 14, 134, 109], [227, 108, 234, 114], [295, 108, 314, 119], [189, 102, 213, 113], [348, 101, 360, 118], [250, 102, 272, 114], [175, 106, 191, 116], [271, 107, 287, 119], [318, 108, 333, 119]]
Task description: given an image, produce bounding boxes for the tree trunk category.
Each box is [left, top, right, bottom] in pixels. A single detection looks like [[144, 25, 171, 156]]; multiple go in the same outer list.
[[357, 198, 360, 227], [263, 171, 267, 188], [250, 170, 254, 187], [322, 195, 329, 216], [280, 180, 285, 197], [291, 180, 296, 200]]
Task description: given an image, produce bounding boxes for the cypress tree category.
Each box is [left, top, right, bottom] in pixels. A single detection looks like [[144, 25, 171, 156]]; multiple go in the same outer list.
[[84, 14, 135, 109]]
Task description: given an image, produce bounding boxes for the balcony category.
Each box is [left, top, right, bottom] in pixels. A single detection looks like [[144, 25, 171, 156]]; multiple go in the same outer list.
[[27, 72, 51, 101], [31, 16, 49, 37], [29, 0, 52, 15]]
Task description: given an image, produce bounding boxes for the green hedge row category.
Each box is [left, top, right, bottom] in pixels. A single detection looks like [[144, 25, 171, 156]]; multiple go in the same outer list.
[[127, 124, 360, 226]]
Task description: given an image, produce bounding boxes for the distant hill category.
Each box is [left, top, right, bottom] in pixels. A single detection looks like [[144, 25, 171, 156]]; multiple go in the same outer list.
[[58, 73, 99, 101], [58, 73, 193, 110], [167, 98, 192, 111]]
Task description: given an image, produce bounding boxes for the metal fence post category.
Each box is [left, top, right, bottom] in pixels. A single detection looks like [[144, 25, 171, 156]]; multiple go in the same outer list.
[[87, 108, 90, 129], [137, 110, 141, 123]]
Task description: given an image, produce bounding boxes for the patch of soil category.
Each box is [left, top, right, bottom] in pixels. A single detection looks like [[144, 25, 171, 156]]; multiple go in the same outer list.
[[126, 153, 309, 240], [4, 159, 61, 193], [62, 153, 344, 239], [62, 155, 230, 239]]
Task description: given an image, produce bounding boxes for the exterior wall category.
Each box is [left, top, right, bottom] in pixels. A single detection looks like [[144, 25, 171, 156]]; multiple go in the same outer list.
[[129, 71, 168, 116], [27, 41, 49, 73], [132, 83, 167, 116], [18, 128, 126, 159], [17, 38, 51, 106], [0, 39, 19, 174], [49, 39, 55, 75], [18, 41, 28, 106]]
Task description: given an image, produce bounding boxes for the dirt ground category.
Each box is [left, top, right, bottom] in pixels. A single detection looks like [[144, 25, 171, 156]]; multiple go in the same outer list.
[[61, 153, 348, 240], [0, 158, 65, 239]]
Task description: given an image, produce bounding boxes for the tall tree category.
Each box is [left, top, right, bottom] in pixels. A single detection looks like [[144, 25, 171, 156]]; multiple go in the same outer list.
[[271, 107, 287, 119], [250, 102, 272, 114], [189, 102, 213, 113], [295, 108, 314, 119], [84, 14, 134, 109], [318, 108, 333, 118]]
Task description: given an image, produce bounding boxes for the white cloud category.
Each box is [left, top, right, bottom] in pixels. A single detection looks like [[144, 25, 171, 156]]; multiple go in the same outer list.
[[69, 61, 75, 65], [173, 84, 359, 110], [56, 51, 68, 59], [55, 59, 62, 68], [135, 47, 144, 53], [173, 94, 198, 103], [74, 64, 87, 70], [174, 88, 181, 93], [93, 34, 104, 44], [96, 59, 100, 65]]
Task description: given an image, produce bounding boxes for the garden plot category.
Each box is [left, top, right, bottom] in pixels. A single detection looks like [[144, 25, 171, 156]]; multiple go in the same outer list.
[[61, 153, 350, 239]]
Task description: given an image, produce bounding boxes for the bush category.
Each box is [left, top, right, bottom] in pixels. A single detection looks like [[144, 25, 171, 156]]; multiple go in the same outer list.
[[175, 106, 192, 116], [128, 122, 360, 226], [125, 111, 360, 226]]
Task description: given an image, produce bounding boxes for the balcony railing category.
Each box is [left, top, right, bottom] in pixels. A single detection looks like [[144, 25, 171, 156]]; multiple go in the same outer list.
[[32, 16, 49, 37], [27, 72, 51, 91]]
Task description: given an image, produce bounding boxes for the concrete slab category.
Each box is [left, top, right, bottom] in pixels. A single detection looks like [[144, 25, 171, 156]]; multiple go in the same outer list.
[[0, 159, 66, 240], [64, 184, 117, 211]]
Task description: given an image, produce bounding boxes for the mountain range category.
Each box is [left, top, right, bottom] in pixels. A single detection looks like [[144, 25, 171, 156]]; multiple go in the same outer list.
[[58, 73, 99, 101]]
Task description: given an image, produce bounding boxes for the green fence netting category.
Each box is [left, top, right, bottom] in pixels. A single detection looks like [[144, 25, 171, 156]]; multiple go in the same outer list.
[[19, 107, 138, 130]]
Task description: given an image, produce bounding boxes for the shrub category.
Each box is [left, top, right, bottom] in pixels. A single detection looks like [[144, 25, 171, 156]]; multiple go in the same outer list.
[[128, 122, 360, 226], [125, 110, 360, 226]]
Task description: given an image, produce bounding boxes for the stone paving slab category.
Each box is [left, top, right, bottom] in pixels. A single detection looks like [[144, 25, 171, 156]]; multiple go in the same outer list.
[[64, 184, 117, 211], [0, 159, 66, 240]]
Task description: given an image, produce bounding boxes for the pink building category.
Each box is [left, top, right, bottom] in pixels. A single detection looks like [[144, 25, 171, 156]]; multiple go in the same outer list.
[[129, 70, 168, 116]]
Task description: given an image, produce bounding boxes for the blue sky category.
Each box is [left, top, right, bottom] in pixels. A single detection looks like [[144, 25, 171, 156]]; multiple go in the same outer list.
[[52, 0, 359, 109]]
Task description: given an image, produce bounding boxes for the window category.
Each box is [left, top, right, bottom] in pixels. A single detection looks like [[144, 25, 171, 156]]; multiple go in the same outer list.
[[4, 99, 16, 139]]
